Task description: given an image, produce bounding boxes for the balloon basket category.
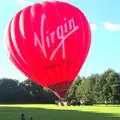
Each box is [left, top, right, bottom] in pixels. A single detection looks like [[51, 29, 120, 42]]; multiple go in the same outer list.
[[20, 113, 33, 120], [55, 98, 71, 106]]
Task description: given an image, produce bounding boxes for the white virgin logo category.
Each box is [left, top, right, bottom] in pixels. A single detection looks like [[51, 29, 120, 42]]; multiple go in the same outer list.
[[34, 14, 79, 61]]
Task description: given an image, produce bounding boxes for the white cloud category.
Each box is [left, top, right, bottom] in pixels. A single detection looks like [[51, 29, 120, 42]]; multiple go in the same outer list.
[[16, 0, 33, 5], [90, 24, 98, 31], [104, 22, 120, 31]]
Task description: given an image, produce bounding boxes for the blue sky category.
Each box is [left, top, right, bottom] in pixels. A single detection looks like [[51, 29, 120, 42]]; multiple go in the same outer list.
[[0, 0, 120, 81]]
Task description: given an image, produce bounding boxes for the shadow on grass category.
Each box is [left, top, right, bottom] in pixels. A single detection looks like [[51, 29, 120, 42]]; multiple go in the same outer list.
[[0, 106, 120, 120]]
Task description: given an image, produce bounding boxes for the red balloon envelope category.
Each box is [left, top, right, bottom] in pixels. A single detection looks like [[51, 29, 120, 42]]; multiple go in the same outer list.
[[4, 1, 91, 98]]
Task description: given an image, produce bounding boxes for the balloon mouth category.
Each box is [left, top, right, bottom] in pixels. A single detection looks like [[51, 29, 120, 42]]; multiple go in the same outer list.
[[48, 81, 72, 98]]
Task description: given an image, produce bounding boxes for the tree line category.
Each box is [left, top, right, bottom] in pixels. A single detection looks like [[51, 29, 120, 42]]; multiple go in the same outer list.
[[0, 69, 120, 104]]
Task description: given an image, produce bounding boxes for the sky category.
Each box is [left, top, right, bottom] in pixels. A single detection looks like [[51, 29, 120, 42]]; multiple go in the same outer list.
[[0, 0, 120, 81]]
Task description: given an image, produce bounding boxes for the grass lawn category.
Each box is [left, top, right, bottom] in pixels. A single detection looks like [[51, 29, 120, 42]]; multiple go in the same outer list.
[[0, 104, 120, 120]]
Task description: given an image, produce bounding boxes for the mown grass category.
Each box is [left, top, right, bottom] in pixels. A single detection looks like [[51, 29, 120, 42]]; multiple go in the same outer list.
[[0, 104, 120, 120]]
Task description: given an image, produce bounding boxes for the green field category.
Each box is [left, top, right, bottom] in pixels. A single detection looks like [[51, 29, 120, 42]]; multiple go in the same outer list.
[[0, 104, 120, 120]]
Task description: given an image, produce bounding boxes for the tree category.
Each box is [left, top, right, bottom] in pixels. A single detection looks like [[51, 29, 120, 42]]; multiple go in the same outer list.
[[67, 75, 82, 100], [22, 79, 43, 101], [0, 78, 29, 103], [22, 79, 58, 103], [1, 68, 120, 104], [102, 69, 120, 103]]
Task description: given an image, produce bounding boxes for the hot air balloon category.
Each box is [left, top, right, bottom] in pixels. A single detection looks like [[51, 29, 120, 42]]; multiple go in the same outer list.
[[4, 1, 91, 98]]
